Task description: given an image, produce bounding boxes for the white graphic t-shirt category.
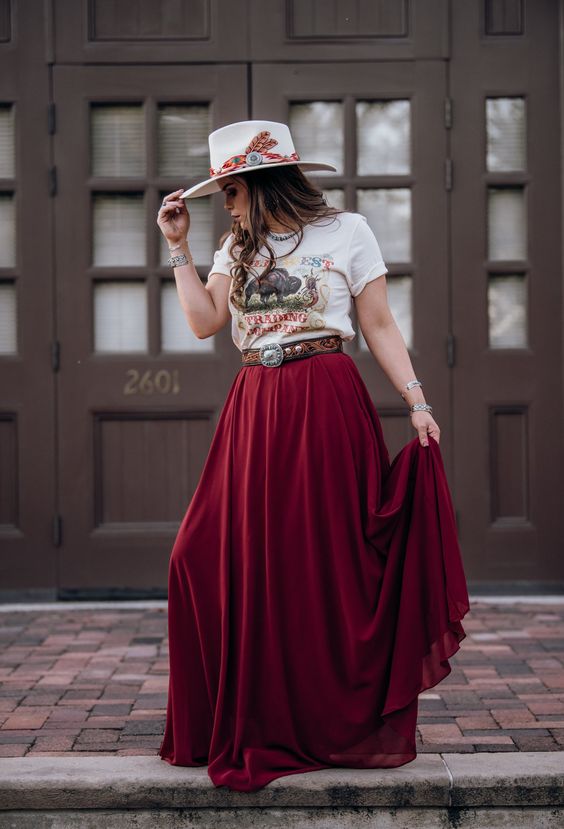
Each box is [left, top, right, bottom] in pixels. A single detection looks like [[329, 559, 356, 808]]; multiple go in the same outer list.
[[208, 211, 388, 352]]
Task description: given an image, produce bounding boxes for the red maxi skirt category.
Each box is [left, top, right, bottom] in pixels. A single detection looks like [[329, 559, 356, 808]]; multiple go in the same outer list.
[[158, 350, 470, 792]]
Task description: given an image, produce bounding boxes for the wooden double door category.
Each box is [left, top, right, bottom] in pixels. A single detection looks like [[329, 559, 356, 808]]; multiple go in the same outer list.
[[1, 0, 561, 596]]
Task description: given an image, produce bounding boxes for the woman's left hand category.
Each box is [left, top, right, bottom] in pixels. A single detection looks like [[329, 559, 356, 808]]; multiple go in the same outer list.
[[410, 411, 440, 447]]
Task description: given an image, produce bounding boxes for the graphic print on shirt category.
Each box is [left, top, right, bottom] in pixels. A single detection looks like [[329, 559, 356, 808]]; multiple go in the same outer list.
[[230, 252, 334, 341]]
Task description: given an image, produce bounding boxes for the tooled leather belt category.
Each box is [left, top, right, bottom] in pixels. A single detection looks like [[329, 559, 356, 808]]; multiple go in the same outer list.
[[241, 334, 343, 367]]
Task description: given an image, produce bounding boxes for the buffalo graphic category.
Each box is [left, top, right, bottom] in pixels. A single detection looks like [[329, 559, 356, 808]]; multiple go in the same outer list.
[[245, 268, 302, 308]]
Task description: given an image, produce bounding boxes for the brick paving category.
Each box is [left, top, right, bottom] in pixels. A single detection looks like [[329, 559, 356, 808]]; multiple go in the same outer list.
[[0, 600, 563, 758]]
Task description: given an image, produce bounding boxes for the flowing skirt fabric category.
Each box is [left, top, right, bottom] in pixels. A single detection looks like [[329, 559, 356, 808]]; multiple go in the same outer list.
[[158, 351, 470, 792]]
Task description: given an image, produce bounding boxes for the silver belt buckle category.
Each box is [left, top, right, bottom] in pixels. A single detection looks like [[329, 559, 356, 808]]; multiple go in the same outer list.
[[259, 342, 284, 367]]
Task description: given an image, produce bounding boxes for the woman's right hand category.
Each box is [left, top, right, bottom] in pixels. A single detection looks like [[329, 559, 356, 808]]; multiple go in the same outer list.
[[157, 189, 190, 247]]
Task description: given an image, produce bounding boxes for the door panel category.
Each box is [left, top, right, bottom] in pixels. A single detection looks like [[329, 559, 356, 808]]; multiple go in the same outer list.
[[0, 4, 55, 595], [53, 0, 250, 64], [252, 62, 452, 475], [248, 0, 449, 61], [450, 0, 563, 583], [53, 65, 247, 594]]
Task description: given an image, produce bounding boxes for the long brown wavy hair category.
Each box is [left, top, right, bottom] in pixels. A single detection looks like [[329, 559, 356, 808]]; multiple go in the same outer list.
[[225, 165, 343, 309]]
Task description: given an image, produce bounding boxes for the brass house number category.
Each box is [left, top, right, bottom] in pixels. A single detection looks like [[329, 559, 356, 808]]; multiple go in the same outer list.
[[123, 369, 181, 395]]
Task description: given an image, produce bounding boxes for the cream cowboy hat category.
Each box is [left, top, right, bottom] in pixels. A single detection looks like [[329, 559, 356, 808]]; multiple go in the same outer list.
[[180, 120, 337, 199]]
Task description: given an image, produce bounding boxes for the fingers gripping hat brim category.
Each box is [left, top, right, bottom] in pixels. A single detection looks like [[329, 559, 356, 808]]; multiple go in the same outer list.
[[180, 160, 338, 200]]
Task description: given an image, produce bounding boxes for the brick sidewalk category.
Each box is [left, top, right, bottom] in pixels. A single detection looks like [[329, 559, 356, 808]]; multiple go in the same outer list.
[[0, 600, 563, 758]]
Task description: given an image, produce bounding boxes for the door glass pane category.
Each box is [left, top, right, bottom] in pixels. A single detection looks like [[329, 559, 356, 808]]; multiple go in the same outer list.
[[488, 275, 527, 348], [159, 194, 213, 267], [90, 104, 145, 177], [0, 104, 15, 178], [94, 281, 147, 353], [161, 281, 214, 352], [487, 187, 526, 261], [486, 97, 526, 172], [357, 189, 411, 262], [0, 194, 15, 267], [323, 189, 345, 210], [356, 100, 410, 175], [289, 102, 343, 175], [0, 282, 16, 354], [93, 194, 145, 266], [157, 104, 211, 178]]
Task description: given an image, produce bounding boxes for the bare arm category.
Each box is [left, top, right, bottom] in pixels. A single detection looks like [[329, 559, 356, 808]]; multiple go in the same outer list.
[[157, 190, 231, 339], [169, 238, 231, 339], [353, 275, 440, 447]]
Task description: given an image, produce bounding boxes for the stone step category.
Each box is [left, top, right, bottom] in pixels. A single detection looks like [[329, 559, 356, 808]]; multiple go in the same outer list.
[[0, 752, 563, 827]]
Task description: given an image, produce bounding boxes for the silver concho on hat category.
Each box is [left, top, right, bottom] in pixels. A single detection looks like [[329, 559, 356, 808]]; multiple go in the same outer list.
[[259, 342, 284, 367], [245, 151, 263, 167]]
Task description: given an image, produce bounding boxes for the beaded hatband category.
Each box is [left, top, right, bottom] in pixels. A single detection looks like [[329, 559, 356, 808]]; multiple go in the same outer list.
[[209, 130, 300, 178]]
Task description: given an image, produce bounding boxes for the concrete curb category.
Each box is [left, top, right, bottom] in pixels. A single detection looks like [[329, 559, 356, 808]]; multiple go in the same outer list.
[[1, 594, 564, 611], [0, 753, 562, 809]]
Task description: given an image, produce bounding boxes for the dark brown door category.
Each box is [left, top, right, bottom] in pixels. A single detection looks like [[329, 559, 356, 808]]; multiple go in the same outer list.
[[252, 62, 452, 479], [3, 0, 562, 596], [52, 65, 247, 594], [0, 7, 55, 596], [450, 1, 564, 584]]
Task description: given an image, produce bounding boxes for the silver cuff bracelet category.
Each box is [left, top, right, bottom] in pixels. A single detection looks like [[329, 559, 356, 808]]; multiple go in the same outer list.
[[167, 253, 193, 268]]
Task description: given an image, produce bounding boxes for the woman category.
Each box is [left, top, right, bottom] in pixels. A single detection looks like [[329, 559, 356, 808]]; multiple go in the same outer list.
[[156, 120, 470, 793]]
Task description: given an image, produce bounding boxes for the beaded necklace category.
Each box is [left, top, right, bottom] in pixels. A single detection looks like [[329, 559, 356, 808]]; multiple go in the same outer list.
[[267, 229, 298, 242]]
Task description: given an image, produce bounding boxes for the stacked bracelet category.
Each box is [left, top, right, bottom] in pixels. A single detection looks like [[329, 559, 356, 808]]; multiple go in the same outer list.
[[400, 378, 433, 414], [410, 402, 433, 414], [400, 378, 422, 400], [167, 252, 193, 268]]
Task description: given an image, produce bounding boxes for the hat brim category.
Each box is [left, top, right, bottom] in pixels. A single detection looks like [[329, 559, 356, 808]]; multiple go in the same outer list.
[[180, 160, 338, 199]]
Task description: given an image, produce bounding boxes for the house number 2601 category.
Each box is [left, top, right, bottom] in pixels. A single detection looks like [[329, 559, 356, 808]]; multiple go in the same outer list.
[[123, 369, 180, 395]]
